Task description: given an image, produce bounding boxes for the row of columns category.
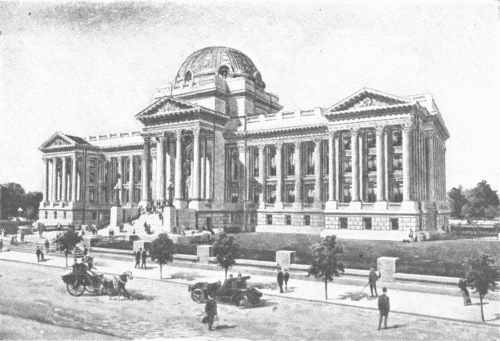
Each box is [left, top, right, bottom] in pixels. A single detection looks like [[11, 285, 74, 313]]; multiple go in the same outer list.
[[249, 123, 415, 207], [141, 128, 212, 207], [43, 157, 80, 203]]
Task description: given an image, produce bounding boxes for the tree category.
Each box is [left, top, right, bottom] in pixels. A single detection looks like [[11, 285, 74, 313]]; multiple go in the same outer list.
[[213, 232, 240, 279], [307, 235, 344, 300], [448, 186, 468, 219], [464, 254, 499, 322], [54, 227, 83, 267], [150, 233, 174, 279], [0, 183, 25, 219], [462, 181, 500, 222], [24, 192, 43, 220]]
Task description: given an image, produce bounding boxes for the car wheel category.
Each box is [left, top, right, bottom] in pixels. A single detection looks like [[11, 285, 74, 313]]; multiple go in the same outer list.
[[191, 289, 205, 303], [235, 294, 249, 309]]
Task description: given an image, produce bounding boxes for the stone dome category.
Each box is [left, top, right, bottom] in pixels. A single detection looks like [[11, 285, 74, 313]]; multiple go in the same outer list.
[[175, 46, 266, 89]]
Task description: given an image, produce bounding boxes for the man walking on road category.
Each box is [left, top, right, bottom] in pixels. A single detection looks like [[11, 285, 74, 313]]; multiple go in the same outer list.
[[277, 267, 284, 293], [378, 287, 390, 330], [205, 293, 218, 331], [36, 247, 42, 263], [141, 248, 147, 269], [45, 239, 50, 254], [0, 238, 3, 252], [284, 269, 290, 291], [369, 267, 380, 297], [134, 248, 142, 269]]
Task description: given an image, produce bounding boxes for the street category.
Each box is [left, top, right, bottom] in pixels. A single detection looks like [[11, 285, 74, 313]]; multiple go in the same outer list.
[[0, 260, 498, 340]]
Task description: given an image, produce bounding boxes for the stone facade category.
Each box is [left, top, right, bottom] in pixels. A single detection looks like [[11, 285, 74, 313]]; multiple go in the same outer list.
[[38, 46, 450, 237]]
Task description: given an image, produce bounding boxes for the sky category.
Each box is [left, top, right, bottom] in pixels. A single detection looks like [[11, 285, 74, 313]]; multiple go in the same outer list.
[[0, 1, 499, 193]]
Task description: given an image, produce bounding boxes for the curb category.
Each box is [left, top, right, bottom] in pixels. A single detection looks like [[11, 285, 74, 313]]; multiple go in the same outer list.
[[1, 258, 498, 328]]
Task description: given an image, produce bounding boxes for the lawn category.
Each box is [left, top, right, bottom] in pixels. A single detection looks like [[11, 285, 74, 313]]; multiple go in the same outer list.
[[230, 233, 500, 277]]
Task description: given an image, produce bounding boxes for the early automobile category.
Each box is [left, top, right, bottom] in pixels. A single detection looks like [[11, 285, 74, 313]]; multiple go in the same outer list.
[[188, 275, 262, 309]]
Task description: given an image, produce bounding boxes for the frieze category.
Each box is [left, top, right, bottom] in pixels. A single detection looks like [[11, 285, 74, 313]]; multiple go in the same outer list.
[[350, 97, 392, 109]]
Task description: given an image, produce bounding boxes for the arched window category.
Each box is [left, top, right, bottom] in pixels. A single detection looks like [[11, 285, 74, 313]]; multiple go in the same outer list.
[[219, 65, 230, 78], [184, 71, 192, 83]]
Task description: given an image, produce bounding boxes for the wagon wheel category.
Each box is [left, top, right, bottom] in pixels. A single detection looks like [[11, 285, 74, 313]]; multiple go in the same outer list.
[[191, 289, 205, 303], [85, 277, 100, 295], [66, 279, 85, 296], [235, 294, 249, 309]]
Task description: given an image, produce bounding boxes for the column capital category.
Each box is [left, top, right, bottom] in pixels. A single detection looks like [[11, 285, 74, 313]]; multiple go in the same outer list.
[[175, 129, 183, 139], [350, 127, 360, 136], [402, 122, 414, 132], [275, 141, 283, 149], [375, 125, 386, 136], [312, 138, 322, 145], [192, 127, 201, 136], [328, 129, 339, 138], [258, 144, 266, 152], [237, 143, 246, 154], [294, 141, 302, 149]]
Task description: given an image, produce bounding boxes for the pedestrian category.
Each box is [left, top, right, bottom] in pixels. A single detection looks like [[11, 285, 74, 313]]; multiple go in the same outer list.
[[45, 239, 50, 254], [20, 232, 25, 243], [284, 269, 290, 291], [83, 246, 89, 257], [159, 212, 164, 225], [378, 287, 390, 331], [36, 247, 42, 263], [368, 267, 380, 297], [408, 229, 414, 243], [458, 277, 472, 306], [277, 267, 284, 293], [141, 248, 147, 269], [205, 292, 218, 331], [0, 238, 3, 252], [134, 248, 141, 268]]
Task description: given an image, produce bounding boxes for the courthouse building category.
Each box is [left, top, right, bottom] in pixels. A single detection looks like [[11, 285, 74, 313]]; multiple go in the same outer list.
[[38, 46, 450, 238]]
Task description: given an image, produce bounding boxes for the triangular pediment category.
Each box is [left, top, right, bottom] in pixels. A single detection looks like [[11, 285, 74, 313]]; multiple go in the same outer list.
[[325, 88, 413, 113], [39, 132, 86, 150], [135, 96, 201, 119]]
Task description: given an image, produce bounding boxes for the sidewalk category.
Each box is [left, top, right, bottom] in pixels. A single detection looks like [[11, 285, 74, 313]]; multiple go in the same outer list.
[[0, 249, 498, 327]]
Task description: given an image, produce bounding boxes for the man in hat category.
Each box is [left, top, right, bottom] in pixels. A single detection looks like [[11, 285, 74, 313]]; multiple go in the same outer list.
[[277, 267, 284, 293], [378, 287, 390, 330], [205, 292, 218, 331], [368, 267, 380, 297]]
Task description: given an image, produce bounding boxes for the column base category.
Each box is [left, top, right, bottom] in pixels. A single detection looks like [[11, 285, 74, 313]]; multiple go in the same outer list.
[[324, 201, 338, 211], [349, 201, 362, 210], [293, 202, 303, 210], [139, 200, 150, 209], [274, 201, 284, 210], [174, 199, 188, 209], [374, 201, 388, 211], [401, 200, 419, 211], [188, 199, 204, 210]]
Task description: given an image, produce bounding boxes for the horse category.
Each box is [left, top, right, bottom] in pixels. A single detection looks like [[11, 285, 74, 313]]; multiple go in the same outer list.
[[100, 271, 134, 300]]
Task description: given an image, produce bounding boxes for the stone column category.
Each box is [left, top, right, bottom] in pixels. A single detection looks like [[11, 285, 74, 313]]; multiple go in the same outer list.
[[275, 142, 283, 208], [293, 141, 302, 208], [200, 137, 206, 200], [335, 133, 341, 201], [402, 123, 413, 201], [129, 155, 135, 204], [43, 159, 49, 202], [72, 157, 77, 202], [174, 130, 185, 207], [376, 126, 386, 201], [51, 158, 57, 202], [156, 136, 166, 203], [426, 133, 435, 201], [237, 143, 247, 204], [258, 144, 266, 207], [313, 139, 322, 207], [192, 128, 201, 200], [351, 128, 360, 202], [328, 132, 335, 201], [117, 156, 123, 204], [141, 136, 151, 207], [384, 129, 390, 202], [359, 132, 364, 201], [61, 157, 67, 202]]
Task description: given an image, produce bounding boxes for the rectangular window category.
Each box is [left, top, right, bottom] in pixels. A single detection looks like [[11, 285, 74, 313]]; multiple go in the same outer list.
[[304, 183, 314, 204], [251, 148, 259, 178], [54, 211, 57, 219], [367, 182, 376, 203], [304, 215, 311, 226], [343, 156, 352, 173], [249, 185, 259, 204], [392, 130, 402, 147], [393, 155, 403, 171], [368, 155, 377, 172], [342, 133, 351, 151], [135, 188, 141, 203], [135, 158, 142, 182], [305, 143, 315, 176], [266, 214, 273, 225], [231, 188, 239, 203], [285, 144, 295, 176], [391, 218, 399, 230], [268, 147, 276, 177], [322, 141, 329, 175], [45, 211, 48, 219], [89, 189, 96, 203], [284, 184, 295, 203], [229, 149, 239, 181], [63, 211, 67, 219], [340, 217, 348, 229], [393, 182, 403, 202], [90, 159, 96, 168], [285, 215, 292, 225], [92, 211, 97, 220], [266, 184, 276, 204], [89, 172, 96, 183], [342, 183, 352, 203], [363, 217, 372, 230], [123, 158, 130, 183], [367, 131, 376, 149], [230, 213, 236, 223]]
